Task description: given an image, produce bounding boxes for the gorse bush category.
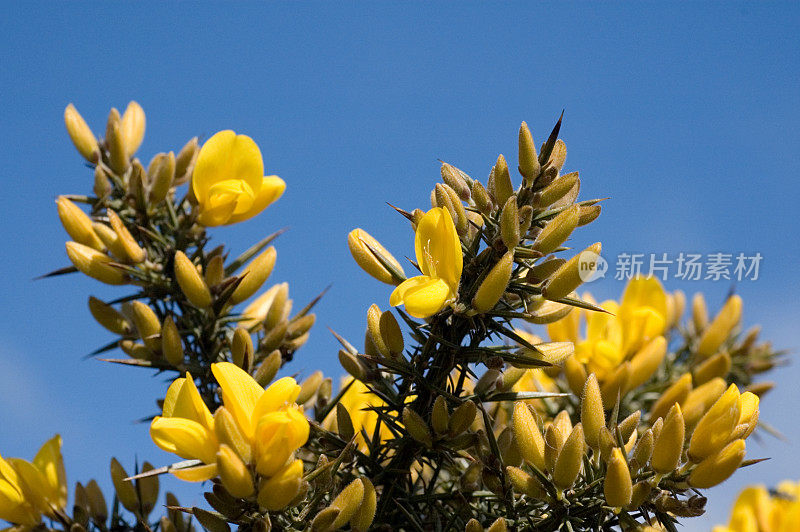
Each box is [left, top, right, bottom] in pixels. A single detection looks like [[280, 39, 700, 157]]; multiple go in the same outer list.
[[0, 102, 786, 531]]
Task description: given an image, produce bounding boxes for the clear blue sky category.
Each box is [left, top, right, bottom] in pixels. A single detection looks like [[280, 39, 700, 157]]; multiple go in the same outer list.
[[1, 3, 798, 529]]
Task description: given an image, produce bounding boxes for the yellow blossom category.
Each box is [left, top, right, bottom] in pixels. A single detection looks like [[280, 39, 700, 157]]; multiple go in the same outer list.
[[546, 277, 669, 382], [192, 130, 285, 226], [0, 435, 67, 527], [390, 207, 462, 318], [324, 378, 396, 453]]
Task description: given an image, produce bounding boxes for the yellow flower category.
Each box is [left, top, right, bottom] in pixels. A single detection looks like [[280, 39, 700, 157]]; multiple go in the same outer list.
[[547, 276, 668, 381], [150, 363, 310, 493], [390, 207, 462, 318], [324, 378, 396, 453], [150, 374, 218, 481], [0, 435, 67, 527], [192, 130, 285, 226], [716, 480, 800, 532]]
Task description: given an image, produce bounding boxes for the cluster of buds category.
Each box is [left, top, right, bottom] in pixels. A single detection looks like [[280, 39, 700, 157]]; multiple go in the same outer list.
[[505, 371, 760, 527]]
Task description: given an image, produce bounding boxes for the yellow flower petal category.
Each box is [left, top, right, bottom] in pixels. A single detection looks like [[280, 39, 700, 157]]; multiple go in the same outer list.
[[31, 436, 66, 511], [252, 377, 301, 422], [257, 459, 303, 511], [192, 130, 263, 205], [211, 362, 265, 438], [226, 176, 286, 225], [171, 463, 218, 483], [150, 417, 217, 464], [390, 276, 452, 318], [169, 375, 214, 430], [414, 208, 461, 288]]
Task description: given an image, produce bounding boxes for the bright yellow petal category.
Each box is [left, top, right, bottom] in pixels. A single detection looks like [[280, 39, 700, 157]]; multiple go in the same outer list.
[[170, 374, 214, 431], [212, 362, 264, 438], [414, 208, 462, 288], [192, 130, 263, 205], [150, 417, 217, 464], [31, 436, 66, 510], [226, 176, 285, 225], [257, 459, 303, 511], [171, 463, 218, 482], [252, 377, 301, 422], [390, 276, 451, 318], [197, 195, 238, 226], [5, 460, 50, 516], [0, 478, 39, 526], [162, 377, 186, 417]]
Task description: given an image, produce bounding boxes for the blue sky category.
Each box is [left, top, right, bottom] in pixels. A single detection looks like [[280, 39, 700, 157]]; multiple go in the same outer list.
[[1, 2, 799, 528]]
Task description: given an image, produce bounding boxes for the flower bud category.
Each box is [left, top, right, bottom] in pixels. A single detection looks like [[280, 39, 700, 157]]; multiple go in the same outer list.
[[311, 508, 339, 531], [216, 444, 254, 498], [542, 242, 602, 301], [64, 104, 99, 163], [487, 517, 507, 532], [692, 293, 708, 333], [192, 508, 229, 532], [57, 196, 104, 250], [261, 319, 288, 353], [649, 373, 692, 422], [403, 407, 433, 447], [604, 448, 632, 508], [229, 247, 277, 305], [173, 251, 212, 308], [110, 458, 139, 512], [581, 374, 605, 450], [683, 377, 727, 429], [651, 404, 685, 474], [148, 151, 175, 204], [472, 252, 513, 313], [500, 196, 520, 250], [436, 183, 468, 236], [544, 424, 564, 474], [506, 466, 546, 499], [94, 166, 112, 198], [338, 349, 367, 381], [92, 222, 126, 260], [348, 228, 405, 285], [264, 283, 290, 331], [553, 423, 584, 490], [366, 304, 389, 357], [257, 460, 303, 511], [379, 310, 404, 358], [105, 108, 129, 174], [598, 427, 615, 462], [88, 296, 130, 335], [441, 162, 471, 201], [533, 205, 580, 255], [696, 295, 743, 358], [474, 368, 501, 395], [631, 429, 654, 472], [465, 519, 483, 532], [449, 400, 477, 437], [693, 351, 732, 385], [120, 101, 146, 156], [328, 478, 365, 529], [471, 180, 493, 215], [350, 477, 376, 532], [254, 350, 282, 387], [231, 327, 253, 370], [689, 384, 741, 462], [432, 396, 449, 435], [687, 439, 746, 489], [600, 361, 631, 407], [564, 355, 588, 396], [296, 371, 323, 405], [577, 205, 602, 226], [66, 242, 127, 285], [204, 254, 225, 288], [107, 209, 146, 263], [286, 314, 315, 341], [626, 336, 667, 393], [129, 301, 161, 351], [518, 122, 540, 184], [85, 479, 107, 523], [493, 154, 514, 207], [119, 339, 150, 360], [512, 402, 546, 471], [160, 316, 183, 366], [538, 171, 579, 208], [175, 137, 199, 184]]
